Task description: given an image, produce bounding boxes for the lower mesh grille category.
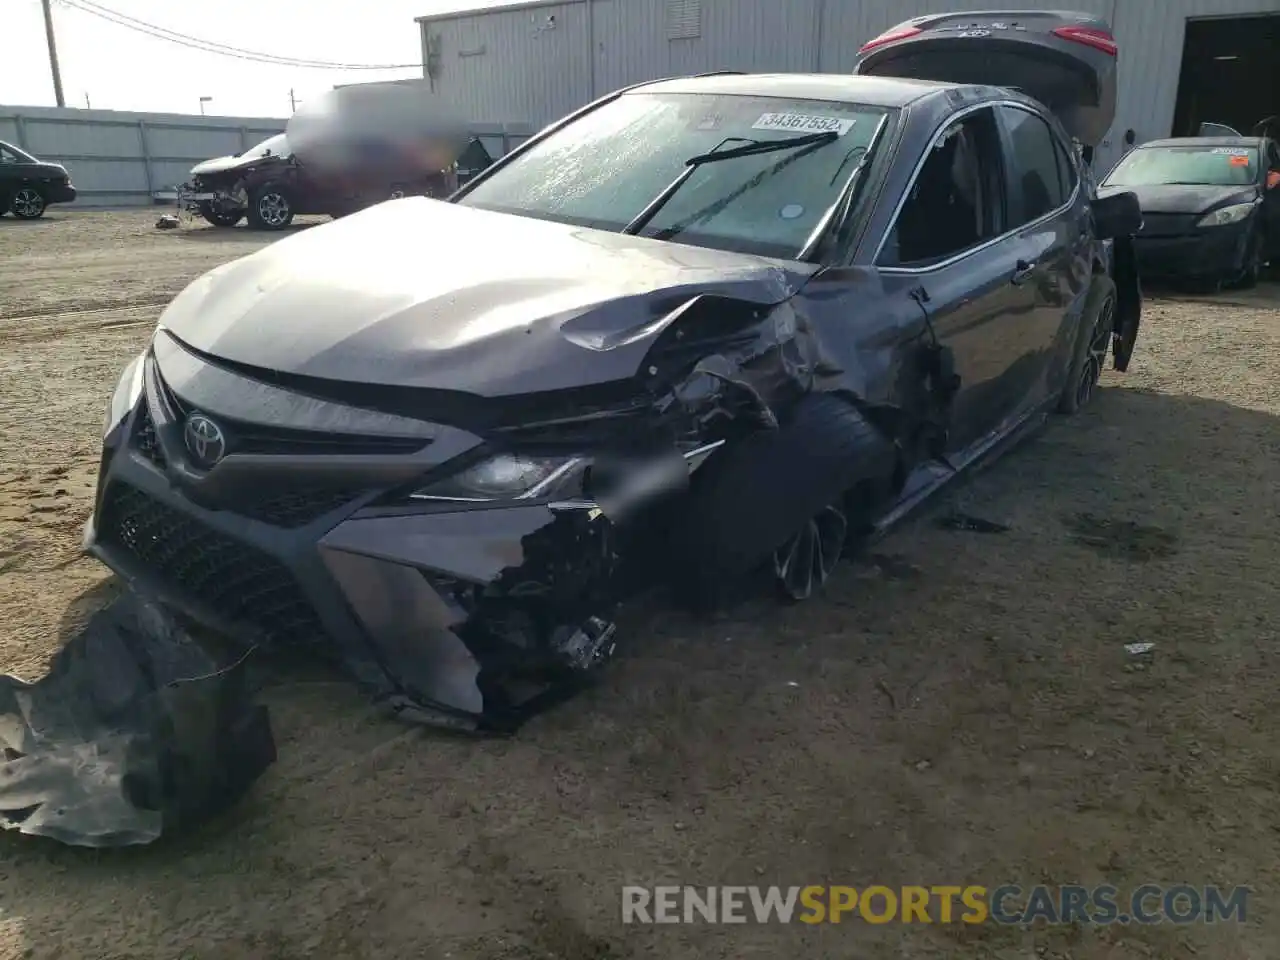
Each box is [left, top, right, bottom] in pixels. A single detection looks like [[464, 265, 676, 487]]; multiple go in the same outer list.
[[97, 482, 327, 647]]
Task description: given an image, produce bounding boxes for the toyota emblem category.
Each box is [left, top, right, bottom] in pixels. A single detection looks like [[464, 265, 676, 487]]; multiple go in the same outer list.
[[184, 412, 227, 468]]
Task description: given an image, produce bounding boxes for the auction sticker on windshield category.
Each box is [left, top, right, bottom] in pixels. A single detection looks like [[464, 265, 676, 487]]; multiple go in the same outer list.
[[752, 113, 856, 136], [1210, 147, 1251, 156]]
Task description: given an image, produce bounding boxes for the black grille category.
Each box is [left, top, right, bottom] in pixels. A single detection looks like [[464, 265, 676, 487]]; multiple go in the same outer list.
[[132, 404, 166, 469], [130, 399, 364, 528], [234, 486, 365, 528], [162, 380, 427, 458], [98, 482, 327, 648]]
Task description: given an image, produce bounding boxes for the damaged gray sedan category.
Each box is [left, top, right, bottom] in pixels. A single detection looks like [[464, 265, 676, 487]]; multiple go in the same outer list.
[[86, 12, 1145, 732]]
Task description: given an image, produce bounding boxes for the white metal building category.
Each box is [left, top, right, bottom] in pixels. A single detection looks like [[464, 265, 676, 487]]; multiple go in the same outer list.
[[414, 0, 1280, 173]]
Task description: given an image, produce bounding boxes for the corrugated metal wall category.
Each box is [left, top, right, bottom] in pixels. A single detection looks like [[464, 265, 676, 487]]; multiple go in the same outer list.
[[0, 106, 284, 207], [417, 0, 1280, 172]]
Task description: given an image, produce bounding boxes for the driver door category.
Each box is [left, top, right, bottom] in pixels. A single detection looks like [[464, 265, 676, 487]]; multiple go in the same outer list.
[[875, 105, 1040, 454]]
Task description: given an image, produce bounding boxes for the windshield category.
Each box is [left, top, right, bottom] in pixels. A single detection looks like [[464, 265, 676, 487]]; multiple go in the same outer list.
[[0, 141, 36, 163], [244, 133, 289, 160], [1104, 145, 1259, 187], [456, 92, 894, 259]]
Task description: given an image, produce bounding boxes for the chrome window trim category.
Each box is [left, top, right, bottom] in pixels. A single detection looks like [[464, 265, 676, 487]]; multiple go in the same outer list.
[[873, 98, 1082, 276]]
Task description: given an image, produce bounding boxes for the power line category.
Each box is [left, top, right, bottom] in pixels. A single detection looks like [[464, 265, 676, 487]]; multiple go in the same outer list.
[[54, 0, 422, 70]]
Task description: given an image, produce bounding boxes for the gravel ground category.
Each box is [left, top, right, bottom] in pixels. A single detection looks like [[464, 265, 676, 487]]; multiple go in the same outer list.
[[1, 209, 1279, 960]]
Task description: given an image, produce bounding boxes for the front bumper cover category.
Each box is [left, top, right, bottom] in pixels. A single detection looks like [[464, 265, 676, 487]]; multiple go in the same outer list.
[[86, 380, 638, 733], [178, 182, 248, 211], [1132, 218, 1253, 281]]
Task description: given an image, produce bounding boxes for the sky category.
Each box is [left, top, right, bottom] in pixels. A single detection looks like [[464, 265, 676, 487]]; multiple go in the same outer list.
[[4, 0, 515, 118]]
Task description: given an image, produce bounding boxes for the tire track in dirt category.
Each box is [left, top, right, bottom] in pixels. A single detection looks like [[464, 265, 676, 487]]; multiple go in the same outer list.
[[0, 302, 169, 343]]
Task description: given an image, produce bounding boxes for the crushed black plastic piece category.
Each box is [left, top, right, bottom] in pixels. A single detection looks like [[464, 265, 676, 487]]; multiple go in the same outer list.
[[0, 591, 275, 847]]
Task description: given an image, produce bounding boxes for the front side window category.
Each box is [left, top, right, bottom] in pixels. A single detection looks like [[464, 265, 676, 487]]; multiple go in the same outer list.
[[1103, 145, 1261, 188], [878, 107, 1005, 268], [1000, 106, 1069, 225], [457, 92, 894, 259], [0, 143, 34, 164]]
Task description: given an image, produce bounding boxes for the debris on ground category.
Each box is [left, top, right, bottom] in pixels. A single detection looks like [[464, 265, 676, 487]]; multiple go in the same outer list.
[[1124, 642, 1155, 656], [154, 215, 180, 230], [0, 591, 275, 847], [936, 511, 1011, 534]]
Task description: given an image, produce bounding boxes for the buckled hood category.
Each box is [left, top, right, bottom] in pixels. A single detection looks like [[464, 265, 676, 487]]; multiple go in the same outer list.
[[157, 197, 816, 397]]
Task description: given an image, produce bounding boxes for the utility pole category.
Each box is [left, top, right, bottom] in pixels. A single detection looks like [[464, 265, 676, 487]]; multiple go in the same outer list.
[[84, 92, 91, 109], [289, 88, 298, 112], [41, 0, 66, 108]]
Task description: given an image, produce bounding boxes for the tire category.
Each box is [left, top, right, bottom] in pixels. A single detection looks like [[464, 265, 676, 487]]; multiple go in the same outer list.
[[246, 184, 294, 230], [1058, 277, 1117, 415], [11, 186, 46, 219], [669, 392, 893, 606], [1231, 229, 1264, 290], [198, 201, 243, 228]]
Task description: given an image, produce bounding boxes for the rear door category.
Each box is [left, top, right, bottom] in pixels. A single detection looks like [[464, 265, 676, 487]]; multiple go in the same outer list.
[[994, 102, 1092, 409], [874, 104, 1040, 454]]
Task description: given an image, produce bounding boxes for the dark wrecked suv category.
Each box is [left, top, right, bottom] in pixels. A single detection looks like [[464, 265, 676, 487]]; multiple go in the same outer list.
[[86, 11, 1143, 731], [180, 131, 465, 230]]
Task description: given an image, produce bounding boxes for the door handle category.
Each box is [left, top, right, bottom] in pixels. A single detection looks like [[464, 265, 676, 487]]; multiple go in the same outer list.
[[1011, 259, 1037, 285]]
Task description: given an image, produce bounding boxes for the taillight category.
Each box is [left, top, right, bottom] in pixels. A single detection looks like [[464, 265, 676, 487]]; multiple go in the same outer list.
[[1052, 25, 1118, 56], [859, 25, 922, 54]]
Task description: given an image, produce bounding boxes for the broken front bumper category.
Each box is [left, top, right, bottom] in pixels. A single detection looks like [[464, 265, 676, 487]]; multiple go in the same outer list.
[[85, 385, 632, 732], [177, 183, 247, 211]]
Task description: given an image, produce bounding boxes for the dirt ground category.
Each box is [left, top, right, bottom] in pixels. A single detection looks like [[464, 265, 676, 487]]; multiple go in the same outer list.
[[1, 209, 1278, 960]]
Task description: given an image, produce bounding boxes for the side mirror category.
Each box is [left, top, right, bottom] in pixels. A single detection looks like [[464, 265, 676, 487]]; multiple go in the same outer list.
[[1092, 191, 1142, 240]]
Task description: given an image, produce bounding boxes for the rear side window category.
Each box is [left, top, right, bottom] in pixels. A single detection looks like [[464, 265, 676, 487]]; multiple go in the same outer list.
[[1000, 106, 1068, 226]]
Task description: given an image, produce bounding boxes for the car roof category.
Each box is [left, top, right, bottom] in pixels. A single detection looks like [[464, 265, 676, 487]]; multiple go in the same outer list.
[[628, 72, 964, 109], [1139, 136, 1266, 149]]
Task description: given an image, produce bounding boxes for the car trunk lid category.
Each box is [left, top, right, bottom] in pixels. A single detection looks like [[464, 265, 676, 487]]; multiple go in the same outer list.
[[852, 10, 1117, 147]]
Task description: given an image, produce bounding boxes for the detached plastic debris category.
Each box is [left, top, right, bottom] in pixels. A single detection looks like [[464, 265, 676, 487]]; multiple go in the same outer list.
[[0, 592, 275, 847], [155, 214, 180, 230]]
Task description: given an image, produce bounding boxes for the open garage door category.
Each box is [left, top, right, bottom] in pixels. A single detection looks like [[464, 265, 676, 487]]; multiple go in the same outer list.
[[1172, 14, 1280, 138]]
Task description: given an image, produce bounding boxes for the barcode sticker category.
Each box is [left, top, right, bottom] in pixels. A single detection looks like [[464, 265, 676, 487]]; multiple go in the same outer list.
[[751, 113, 856, 136]]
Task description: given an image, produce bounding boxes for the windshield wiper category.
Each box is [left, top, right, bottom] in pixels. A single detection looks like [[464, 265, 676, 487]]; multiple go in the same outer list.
[[621, 131, 839, 236]]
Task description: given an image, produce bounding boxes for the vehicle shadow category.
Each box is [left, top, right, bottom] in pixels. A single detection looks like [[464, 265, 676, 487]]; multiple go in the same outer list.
[[1, 386, 1277, 960]]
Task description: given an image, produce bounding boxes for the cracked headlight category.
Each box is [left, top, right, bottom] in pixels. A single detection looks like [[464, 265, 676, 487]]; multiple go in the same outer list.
[[410, 454, 586, 502], [104, 350, 146, 434], [1196, 202, 1257, 228]]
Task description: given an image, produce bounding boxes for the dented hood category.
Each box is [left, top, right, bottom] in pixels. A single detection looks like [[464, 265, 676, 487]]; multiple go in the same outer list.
[[190, 154, 261, 177], [159, 197, 814, 397]]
